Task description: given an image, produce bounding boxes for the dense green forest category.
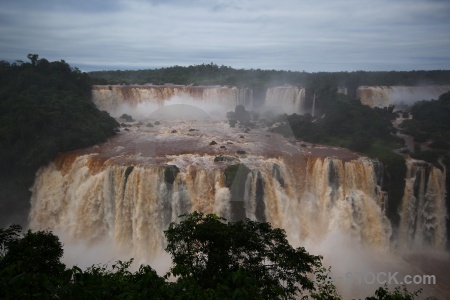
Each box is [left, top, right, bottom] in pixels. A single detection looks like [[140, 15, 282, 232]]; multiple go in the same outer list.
[[89, 63, 450, 99], [0, 212, 430, 299], [89, 64, 450, 87], [0, 55, 118, 226]]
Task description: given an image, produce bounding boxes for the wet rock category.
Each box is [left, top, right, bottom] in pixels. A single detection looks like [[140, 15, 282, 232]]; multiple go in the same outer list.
[[220, 146, 227, 149], [214, 155, 235, 163], [239, 135, 244, 139], [146, 123, 154, 127], [228, 119, 237, 127], [171, 130, 177, 133], [124, 128, 130, 131], [224, 164, 251, 219], [209, 141, 217, 145], [154, 121, 160, 125], [120, 113, 134, 122], [224, 164, 250, 189], [236, 150, 246, 155], [272, 164, 285, 188], [227, 142, 233, 145], [124, 166, 134, 181], [234, 105, 251, 124], [188, 128, 198, 132], [164, 165, 179, 185]]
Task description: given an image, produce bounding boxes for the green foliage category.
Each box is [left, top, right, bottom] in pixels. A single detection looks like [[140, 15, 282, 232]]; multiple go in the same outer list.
[[0, 224, 21, 260], [364, 284, 436, 300], [0, 225, 66, 299], [0, 55, 119, 227], [164, 211, 322, 299], [89, 66, 450, 101], [0, 222, 434, 299], [88, 66, 450, 88], [0, 57, 119, 172], [62, 260, 172, 299], [401, 92, 450, 144], [274, 93, 400, 153]]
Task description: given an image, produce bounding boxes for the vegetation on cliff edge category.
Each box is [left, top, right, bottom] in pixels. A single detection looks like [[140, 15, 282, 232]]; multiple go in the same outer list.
[[0, 55, 118, 226]]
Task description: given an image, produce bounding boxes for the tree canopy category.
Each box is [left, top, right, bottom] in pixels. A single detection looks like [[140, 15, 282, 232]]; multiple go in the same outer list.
[[0, 214, 432, 299], [0, 55, 118, 173], [165, 212, 322, 299], [0, 55, 119, 227]]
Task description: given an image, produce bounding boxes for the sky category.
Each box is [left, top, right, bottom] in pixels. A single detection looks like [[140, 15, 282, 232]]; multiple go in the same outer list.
[[1, 0, 450, 72]]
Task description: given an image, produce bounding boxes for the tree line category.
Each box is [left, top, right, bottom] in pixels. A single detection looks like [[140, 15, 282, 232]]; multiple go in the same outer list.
[[0, 212, 431, 299], [89, 63, 450, 99]]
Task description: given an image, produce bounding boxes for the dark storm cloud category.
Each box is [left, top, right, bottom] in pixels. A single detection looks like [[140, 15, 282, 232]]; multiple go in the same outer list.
[[1, 0, 449, 71]]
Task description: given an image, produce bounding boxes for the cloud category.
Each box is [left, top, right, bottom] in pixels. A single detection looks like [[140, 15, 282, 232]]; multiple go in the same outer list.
[[1, 0, 449, 71]]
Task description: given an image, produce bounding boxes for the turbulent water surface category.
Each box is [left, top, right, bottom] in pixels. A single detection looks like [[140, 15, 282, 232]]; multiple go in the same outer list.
[[29, 88, 449, 298]]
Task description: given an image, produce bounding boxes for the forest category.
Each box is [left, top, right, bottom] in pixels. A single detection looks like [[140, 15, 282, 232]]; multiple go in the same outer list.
[[0, 55, 118, 226]]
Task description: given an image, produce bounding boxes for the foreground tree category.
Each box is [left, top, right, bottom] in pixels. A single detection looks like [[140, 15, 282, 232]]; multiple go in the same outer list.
[[366, 284, 436, 300], [0, 221, 430, 299], [0, 225, 66, 298], [165, 212, 323, 299]]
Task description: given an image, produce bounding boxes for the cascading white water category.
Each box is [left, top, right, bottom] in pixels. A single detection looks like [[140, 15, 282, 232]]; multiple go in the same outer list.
[[264, 86, 306, 114], [30, 151, 394, 263], [92, 85, 253, 115], [311, 92, 316, 117], [357, 85, 450, 108], [27, 86, 450, 298], [398, 159, 447, 250]]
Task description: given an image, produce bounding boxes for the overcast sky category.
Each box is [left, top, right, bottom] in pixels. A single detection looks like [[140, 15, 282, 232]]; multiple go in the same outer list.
[[1, 0, 449, 72]]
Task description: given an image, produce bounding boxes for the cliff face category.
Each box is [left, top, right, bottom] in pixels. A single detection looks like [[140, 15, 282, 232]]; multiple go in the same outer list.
[[357, 85, 450, 107]]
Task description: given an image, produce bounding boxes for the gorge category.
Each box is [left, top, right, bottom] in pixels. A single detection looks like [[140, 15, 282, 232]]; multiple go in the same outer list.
[[28, 84, 449, 298]]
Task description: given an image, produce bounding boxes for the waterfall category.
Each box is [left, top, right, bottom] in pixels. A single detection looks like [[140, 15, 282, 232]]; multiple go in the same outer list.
[[312, 92, 316, 117], [30, 151, 394, 262], [357, 85, 450, 108], [398, 159, 447, 250], [264, 86, 306, 114], [92, 85, 254, 115]]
